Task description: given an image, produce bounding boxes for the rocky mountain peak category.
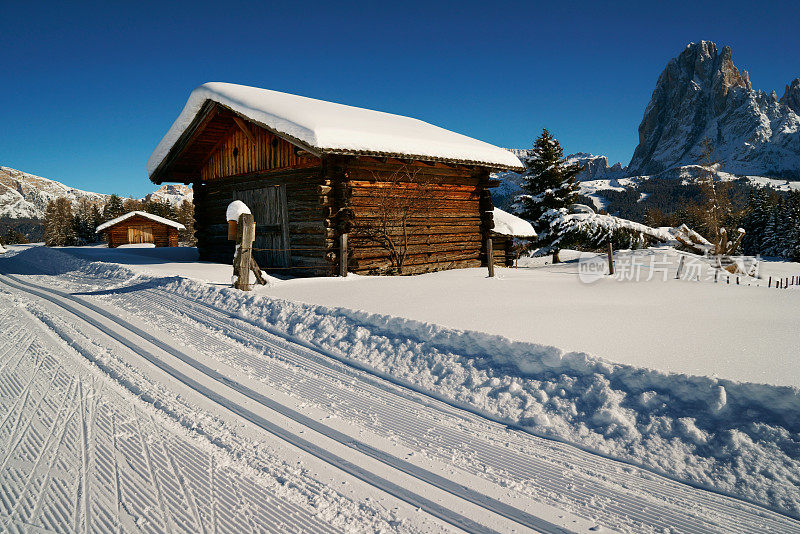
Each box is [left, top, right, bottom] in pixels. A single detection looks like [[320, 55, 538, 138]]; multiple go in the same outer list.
[[628, 41, 799, 178], [779, 78, 800, 114]]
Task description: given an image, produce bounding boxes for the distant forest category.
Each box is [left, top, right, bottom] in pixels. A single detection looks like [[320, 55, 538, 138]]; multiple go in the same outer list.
[[0, 195, 194, 247]]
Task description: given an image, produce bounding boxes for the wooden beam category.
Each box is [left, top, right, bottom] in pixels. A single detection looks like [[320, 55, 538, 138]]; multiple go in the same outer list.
[[232, 115, 257, 145], [151, 101, 218, 183], [200, 124, 237, 167]]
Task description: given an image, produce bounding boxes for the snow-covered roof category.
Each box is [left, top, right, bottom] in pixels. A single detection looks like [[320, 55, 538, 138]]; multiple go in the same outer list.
[[491, 208, 537, 237], [147, 83, 524, 178], [96, 211, 186, 233]]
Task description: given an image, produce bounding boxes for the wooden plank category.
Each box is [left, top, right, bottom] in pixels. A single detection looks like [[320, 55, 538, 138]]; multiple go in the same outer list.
[[232, 116, 256, 144]]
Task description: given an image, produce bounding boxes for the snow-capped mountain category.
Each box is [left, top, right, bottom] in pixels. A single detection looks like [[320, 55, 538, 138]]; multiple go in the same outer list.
[[145, 184, 193, 206], [0, 166, 108, 220], [628, 40, 800, 178], [566, 153, 625, 181], [0, 166, 194, 222]]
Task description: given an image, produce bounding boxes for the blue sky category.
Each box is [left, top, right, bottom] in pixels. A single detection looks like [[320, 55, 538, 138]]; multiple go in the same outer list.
[[1, 1, 798, 197]]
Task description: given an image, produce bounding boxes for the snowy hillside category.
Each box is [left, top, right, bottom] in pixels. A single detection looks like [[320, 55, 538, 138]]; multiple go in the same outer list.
[[0, 166, 108, 219]]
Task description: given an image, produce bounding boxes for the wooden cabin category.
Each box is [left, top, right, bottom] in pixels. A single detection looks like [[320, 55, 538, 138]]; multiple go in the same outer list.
[[489, 208, 537, 267], [96, 211, 184, 248], [147, 83, 524, 275]]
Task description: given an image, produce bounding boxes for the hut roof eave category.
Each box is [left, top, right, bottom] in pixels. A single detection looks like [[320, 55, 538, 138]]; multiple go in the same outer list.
[[147, 83, 524, 182]]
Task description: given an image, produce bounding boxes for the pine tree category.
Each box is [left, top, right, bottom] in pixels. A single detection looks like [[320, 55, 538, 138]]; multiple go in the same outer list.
[[141, 198, 177, 220], [43, 198, 76, 246], [72, 198, 95, 245], [761, 199, 784, 257], [90, 204, 103, 237], [176, 200, 195, 245], [513, 128, 581, 237], [43, 200, 59, 246], [123, 197, 143, 213], [741, 187, 774, 255], [785, 191, 800, 261], [103, 194, 125, 222]]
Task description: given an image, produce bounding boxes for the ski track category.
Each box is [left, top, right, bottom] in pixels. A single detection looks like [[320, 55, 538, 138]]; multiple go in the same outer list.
[[0, 292, 345, 534], [2, 265, 799, 534]]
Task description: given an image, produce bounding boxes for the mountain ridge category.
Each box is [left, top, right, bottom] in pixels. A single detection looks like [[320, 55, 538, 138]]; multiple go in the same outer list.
[[0, 166, 192, 222]]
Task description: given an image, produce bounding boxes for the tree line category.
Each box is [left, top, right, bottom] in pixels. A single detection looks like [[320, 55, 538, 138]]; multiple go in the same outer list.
[[514, 130, 800, 260], [42, 195, 195, 247]]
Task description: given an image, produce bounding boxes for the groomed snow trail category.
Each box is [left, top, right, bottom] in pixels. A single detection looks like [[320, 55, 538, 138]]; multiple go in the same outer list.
[[2, 250, 799, 533], [0, 272, 547, 534], [0, 298, 345, 533]]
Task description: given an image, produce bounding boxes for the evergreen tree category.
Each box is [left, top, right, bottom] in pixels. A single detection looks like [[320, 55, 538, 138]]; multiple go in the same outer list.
[[176, 200, 195, 245], [2, 230, 28, 245], [72, 198, 96, 244], [785, 191, 800, 261], [141, 198, 177, 220], [102, 194, 125, 222], [513, 128, 581, 237], [761, 198, 784, 257], [123, 197, 143, 213], [741, 187, 774, 255], [90, 204, 103, 236], [43, 198, 76, 246]]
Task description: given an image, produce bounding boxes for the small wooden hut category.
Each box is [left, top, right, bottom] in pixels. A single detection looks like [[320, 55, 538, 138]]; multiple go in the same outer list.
[[96, 211, 184, 248], [489, 208, 537, 266], [147, 83, 524, 275]]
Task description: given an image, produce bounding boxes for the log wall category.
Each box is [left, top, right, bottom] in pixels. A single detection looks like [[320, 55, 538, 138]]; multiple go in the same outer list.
[[193, 167, 332, 276], [334, 157, 495, 275], [490, 234, 514, 267], [103, 215, 179, 248]]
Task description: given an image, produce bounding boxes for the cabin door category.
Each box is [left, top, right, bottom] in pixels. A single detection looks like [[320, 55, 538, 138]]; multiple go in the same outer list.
[[233, 185, 290, 269], [127, 225, 154, 244]]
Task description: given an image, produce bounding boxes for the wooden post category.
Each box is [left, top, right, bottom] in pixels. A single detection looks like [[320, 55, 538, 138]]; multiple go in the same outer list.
[[768, 276, 772, 287], [339, 233, 348, 277], [675, 256, 685, 279], [714, 269, 719, 283], [606, 241, 614, 276], [486, 237, 495, 278], [233, 213, 255, 291]]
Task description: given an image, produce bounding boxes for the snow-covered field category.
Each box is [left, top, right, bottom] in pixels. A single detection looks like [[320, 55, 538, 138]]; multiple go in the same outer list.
[[59, 244, 800, 387], [1, 244, 799, 532]]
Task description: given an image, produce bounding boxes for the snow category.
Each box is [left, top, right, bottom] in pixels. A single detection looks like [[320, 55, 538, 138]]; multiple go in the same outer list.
[[146, 183, 194, 205], [147, 82, 524, 177], [0, 281, 428, 533], [95, 210, 186, 233], [491, 208, 536, 237], [0, 243, 5, 254], [5, 244, 800, 523], [545, 209, 675, 244], [226, 200, 252, 221]]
